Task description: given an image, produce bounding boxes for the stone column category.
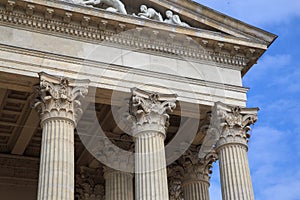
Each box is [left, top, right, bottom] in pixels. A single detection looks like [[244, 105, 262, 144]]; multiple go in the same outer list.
[[34, 72, 89, 200], [180, 146, 217, 200], [129, 88, 177, 200], [212, 102, 258, 200], [103, 166, 134, 200]]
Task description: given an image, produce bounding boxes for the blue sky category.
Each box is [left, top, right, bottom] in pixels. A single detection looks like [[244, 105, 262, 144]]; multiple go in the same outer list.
[[194, 1, 300, 199]]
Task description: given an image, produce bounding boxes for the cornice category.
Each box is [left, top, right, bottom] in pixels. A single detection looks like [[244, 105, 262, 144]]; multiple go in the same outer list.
[[2, 0, 265, 46], [166, 0, 277, 45], [148, 0, 255, 41], [0, 0, 264, 73]]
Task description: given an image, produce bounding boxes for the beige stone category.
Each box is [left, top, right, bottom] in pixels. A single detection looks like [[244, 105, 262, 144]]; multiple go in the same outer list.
[[0, 0, 276, 199]]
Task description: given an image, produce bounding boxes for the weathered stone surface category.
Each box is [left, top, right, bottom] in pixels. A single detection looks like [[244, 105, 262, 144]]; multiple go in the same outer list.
[[35, 73, 89, 200], [103, 166, 133, 200], [0, 0, 276, 199], [211, 102, 258, 200], [130, 88, 177, 200]]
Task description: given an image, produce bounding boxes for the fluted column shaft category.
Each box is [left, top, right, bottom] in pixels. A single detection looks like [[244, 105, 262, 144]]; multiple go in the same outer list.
[[38, 117, 75, 200], [217, 144, 254, 200], [135, 132, 169, 200], [212, 102, 258, 200], [104, 168, 134, 200], [182, 180, 210, 200], [34, 72, 89, 200], [180, 147, 217, 200], [129, 88, 177, 200]]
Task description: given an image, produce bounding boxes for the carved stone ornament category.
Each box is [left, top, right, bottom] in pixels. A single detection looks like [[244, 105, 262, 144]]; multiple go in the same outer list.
[[60, 0, 191, 27], [211, 102, 259, 148], [168, 177, 183, 200], [0, 4, 251, 68], [179, 145, 218, 184], [129, 88, 177, 137], [167, 165, 184, 200], [33, 72, 89, 125], [134, 5, 163, 22], [61, 0, 127, 14], [164, 10, 190, 27], [75, 166, 105, 200]]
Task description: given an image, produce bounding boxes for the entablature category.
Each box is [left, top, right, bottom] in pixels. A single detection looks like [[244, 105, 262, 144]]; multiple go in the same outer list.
[[0, 0, 270, 75]]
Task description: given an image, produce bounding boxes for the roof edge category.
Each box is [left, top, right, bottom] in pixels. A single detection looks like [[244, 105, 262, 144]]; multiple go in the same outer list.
[[168, 0, 278, 46]]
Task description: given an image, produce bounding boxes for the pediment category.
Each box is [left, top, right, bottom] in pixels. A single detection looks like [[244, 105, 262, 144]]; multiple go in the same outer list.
[[0, 0, 277, 75], [143, 0, 276, 45], [59, 0, 276, 46]]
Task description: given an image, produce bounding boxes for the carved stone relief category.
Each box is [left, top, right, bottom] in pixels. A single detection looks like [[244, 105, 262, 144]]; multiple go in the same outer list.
[[179, 145, 218, 183], [58, 0, 190, 27], [33, 72, 89, 125], [129, 88, 177, 136], [76, 166, 105, 200], [164, 10, 190, 27], [61, 0, 127, 14], [167, 165, 184, 200], [134, 5, 163, 22], [210, 102, 258, 148]]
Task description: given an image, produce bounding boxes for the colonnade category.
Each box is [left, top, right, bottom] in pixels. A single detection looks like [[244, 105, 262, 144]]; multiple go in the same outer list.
[[34, 73, 258, 200]]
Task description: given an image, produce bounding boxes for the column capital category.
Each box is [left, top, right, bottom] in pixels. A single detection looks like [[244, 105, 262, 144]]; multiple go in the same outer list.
[[168, 175, 183, 200], [75, 166, 105, 200], [129, 88, 177, 137], [34, 72, 89, 126], [212, 102, 258, 149], [180, 146, 218, 184]]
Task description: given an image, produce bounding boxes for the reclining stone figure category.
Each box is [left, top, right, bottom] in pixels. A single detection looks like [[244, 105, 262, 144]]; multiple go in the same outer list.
[[164, 10, 190, 27], [135, 5, 163, 22], [72, 0, 127, 14]]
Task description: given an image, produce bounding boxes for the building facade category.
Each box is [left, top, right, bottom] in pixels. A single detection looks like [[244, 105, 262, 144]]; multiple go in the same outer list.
[[0, 0, 276, 199]]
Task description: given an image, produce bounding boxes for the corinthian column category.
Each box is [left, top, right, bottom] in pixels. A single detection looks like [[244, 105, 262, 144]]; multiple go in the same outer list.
[[180, 146, 217, 200], [212, 102, 258, 200], [34, 72, 89, 200], [129, 88, 177, 200], [103, 166, 134, 200]]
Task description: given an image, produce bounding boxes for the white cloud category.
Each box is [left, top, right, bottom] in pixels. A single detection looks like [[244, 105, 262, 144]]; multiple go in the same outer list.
[[207, 125, 300, 200], [248, 126, 300, 200], [257, 180, 300, 200], [243, 54, 291, 83], [190, 2, 300, 200], [271, 67, 300, 93]]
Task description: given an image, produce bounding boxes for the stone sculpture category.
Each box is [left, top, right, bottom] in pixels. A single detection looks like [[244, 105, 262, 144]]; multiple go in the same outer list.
[[135, 5, 163, 22], [73, 0, 127, 14], [164, 10, 190, 27], [60, 1, 191, 28]]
